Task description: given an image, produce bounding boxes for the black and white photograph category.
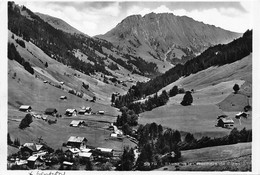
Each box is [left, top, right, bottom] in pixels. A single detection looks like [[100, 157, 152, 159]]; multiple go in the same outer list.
[[1, 0, 259, 174]]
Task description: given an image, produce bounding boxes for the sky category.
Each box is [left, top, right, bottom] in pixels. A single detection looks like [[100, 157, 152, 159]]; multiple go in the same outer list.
[[14, 1, 255, 37]]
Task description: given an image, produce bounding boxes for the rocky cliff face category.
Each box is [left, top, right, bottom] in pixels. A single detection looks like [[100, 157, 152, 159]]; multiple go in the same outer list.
[[98, 12, 241, 69]]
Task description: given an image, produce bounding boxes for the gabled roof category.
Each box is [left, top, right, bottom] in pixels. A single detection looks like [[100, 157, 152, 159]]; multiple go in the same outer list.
[[68, 148, 80, 154], [97, 147, 113, 153], [67, 136, 87, 143], [66, 109, 77, 113], [23, 143, 43, 152], [27, 155, 38, 161], [19, 105, 32, 110], [80, 148, 91, 153], [221, 118, 234, 124], [79, 152, 92, 158], [70, 120, 84, 126]]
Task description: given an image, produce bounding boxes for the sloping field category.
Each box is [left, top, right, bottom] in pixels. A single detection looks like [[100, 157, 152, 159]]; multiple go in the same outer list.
[[155, 142, 251, 171], [139, 55, 252, 138], [158, 54, 252, 94], [8, 31, 128, 105], [8, 115, 136, 152]]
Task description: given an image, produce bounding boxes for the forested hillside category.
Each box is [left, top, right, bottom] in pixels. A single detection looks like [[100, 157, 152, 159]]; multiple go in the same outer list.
[[8, 2, 158, 77], [114, 30, 252, 111]]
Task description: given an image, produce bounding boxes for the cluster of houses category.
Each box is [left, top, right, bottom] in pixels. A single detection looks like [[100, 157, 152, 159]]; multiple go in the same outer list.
[[8, 135, 119, 170], [19, 104, 105, 118]]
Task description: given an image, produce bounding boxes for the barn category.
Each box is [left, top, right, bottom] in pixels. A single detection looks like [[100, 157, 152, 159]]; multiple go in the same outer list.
[[65, 109, 77, 116], [45, 108, 57, 115], [69, 120, 85, 127], [217, 118, 234, 128], [19, 105, 32, 112]]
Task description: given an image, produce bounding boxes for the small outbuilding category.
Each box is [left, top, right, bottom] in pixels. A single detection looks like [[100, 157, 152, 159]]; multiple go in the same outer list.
[[45, 108, 57, 115], [60, 96, 67, 100], [65, 109, 77, 116], [98, 111, 105, 115], [19, 105, 32, 112], [235, 112, 248, 119]]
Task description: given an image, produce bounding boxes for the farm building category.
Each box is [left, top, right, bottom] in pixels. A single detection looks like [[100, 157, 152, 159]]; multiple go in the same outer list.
[[217, 118, 234, 128], [60, 96, 67, 100], [65, 109, 77, 116], [67, 136, 87, 148], [78, 107, 92, 115], [45, 108, 57, 115], [70, 120, 85, 127], [235, 112, 248, 119], [19, 105, 32, 112], [79, 152, 93, 161], [98, 110, 105, 115], [96, 147, 113, 157]]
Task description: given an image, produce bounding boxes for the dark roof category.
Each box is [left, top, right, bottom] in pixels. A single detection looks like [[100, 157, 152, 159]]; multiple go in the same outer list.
[[45, 108, 57, 113]]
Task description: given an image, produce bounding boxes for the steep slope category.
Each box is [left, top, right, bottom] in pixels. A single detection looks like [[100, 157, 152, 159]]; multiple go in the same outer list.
[[139, 54, 252, 138], [98, 13, 241, 72], [8, 2, 158, 78], [35, 12, 87, 36]]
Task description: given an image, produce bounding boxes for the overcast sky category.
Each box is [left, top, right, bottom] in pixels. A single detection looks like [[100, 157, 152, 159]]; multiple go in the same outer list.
[[16, 1, 254, 37]]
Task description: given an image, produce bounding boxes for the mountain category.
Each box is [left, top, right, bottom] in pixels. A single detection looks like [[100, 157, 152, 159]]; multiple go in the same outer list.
[[8, 2, 158, 78], [113, 30, 252, 111], [98, 13, 241, 72], [35, 12, 87, 36]]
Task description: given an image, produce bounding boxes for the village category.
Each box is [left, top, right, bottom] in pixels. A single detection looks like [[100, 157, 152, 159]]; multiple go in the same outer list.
[[7, 102, 140, 170]]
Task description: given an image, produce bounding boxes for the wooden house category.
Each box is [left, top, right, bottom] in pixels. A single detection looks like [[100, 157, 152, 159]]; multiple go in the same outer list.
[[67, 136, 87, 148]]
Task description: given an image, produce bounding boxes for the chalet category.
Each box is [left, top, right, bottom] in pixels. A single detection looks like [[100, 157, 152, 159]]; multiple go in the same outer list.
[[45, 108, 57, 115], [217, 118, 234, 128], [20, 143, 44, 155], [70, 120, 85, 127], [98, 110, 105, 115], [67, 136, 87, 148], [60, 96, 67, 100], [79, 152, 93, 161], [65, 109, 77, 116], [19, 105, 32, 112], [78, 107, 92, 115]]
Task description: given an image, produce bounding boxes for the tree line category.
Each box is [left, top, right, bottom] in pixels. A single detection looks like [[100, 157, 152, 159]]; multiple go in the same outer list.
[[114, 30, 252, 108], [8, 43, 34, 75]]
